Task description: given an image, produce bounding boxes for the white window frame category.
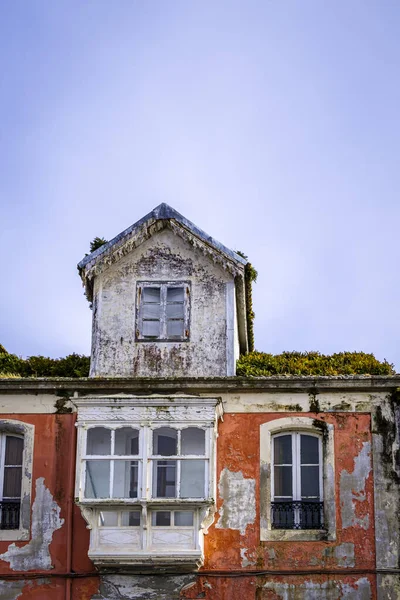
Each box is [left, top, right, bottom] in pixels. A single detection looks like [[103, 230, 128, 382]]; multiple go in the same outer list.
[[260, 417, 336, 542], [271, 432, 323, 529], [80, 425, 209, 504], [74, 397, 220, 569], [0, 420, 34, 541], [135, 281, 190, 342]]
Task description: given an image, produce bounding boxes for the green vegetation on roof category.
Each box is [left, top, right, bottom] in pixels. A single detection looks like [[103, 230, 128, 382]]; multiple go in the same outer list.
[[236, 351, 395, 377], [236, 251, 258, 352], [89, 237, 108, 253], [0, 347, 90, 378]]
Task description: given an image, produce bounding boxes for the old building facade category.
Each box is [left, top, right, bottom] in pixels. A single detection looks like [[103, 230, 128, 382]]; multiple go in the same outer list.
[[0, 204, 399, 599]]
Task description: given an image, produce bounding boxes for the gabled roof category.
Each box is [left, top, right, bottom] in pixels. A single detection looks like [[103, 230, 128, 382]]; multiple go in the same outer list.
[[78, 203, 249, 354], [78, 203, 247, 273]]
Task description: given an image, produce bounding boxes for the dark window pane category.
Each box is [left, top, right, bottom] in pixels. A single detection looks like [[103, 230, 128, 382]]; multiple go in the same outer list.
[[167, 288, 184, 302], [115, 428, 139, 455], [142, 320, 160, 338], [274, 435, 292, 465], [87, 428, 111, 455], [301, 466, 320, 498], [152, 511, 171, 526], [181, 428, 205, 455], [121, 511, 141, 526], [3, 467, 22, 498], [154, 460, 176, 497], [301, 435, 319, 465], [166, 320, 184, 337], [153, 428, 177, 455], [143, 287, 160, 303], [175, 511, 194, 526], [274, 466, 292, 497], [85, 460, 110, 498], [4, 437, 23, 466]]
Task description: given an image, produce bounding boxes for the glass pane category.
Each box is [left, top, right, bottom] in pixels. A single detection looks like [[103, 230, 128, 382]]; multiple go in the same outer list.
[[301, 466, 320, 498], [274, 435, 292, 465], [142, 304, 161, 319], [301, 435, 319, 465], [115, 428, 139, 455], [87, 428, 111, 455], [167, 288, 184, 302], [152, 511, 171, 526], [166, 304, 184, 319], [274, 466, 292, 497], [181, 428, 205, 455], [121, 511, 141, 526], [153, 428, 177, 455], [181, 460, 205, 498], [85, 460, 110, 498], [113, 460, 138, 498], [153, 460, 176, 497], [166, 320, 184, 337], [3, 467, 22, 498], [99, 511, 118, 526], [143, 287, 160, 302], [175, 511, 194, 526], [142, 320, 160, 338], [4, 437, 23, 466]]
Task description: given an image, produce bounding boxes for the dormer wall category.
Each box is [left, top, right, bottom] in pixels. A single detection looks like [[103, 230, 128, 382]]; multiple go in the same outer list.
[[90, 228, 239, 377]]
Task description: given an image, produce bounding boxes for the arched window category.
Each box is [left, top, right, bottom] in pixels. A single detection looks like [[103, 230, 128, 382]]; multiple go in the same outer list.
[[0, 420, 34, 541], [271, 432, 323, 529], [0, 434, 23, 530], [260, 417, 336, 542]]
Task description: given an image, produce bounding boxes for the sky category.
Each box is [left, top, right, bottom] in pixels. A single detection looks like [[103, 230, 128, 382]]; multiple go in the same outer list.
[[1, 1, 400, 371]]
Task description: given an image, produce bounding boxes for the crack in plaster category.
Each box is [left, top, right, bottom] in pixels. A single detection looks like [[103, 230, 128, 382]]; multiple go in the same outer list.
[[262, 577, 371, 599], [92, 575, 196, 599], [0, 478, 64, 571], [340, 442, 371, 530]]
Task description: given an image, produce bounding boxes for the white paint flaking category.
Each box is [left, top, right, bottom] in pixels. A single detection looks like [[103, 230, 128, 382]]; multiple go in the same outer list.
[[216, 469, 255, 535], [340, 442, 372, 530], [0, 478, 64, 571]]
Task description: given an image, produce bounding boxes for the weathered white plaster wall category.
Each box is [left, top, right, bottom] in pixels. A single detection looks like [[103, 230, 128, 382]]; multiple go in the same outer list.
[[90, 228, 233, 377]]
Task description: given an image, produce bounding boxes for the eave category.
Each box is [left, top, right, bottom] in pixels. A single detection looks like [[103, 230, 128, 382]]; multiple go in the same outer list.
[[0, 376, 399, 395]]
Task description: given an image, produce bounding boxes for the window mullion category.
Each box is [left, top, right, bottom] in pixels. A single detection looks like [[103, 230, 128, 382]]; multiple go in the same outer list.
[[177, 459, 181, 499], [294, 433, 301, 501], [161, 286, 167, 339]]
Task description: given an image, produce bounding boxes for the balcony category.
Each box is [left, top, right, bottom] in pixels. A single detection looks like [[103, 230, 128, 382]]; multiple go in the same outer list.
[[0, 501, 20, 530], [271, 501, 324, 530]]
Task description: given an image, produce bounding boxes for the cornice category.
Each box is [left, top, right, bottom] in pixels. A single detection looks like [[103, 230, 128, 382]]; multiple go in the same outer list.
[[0, 375, 399, 394]]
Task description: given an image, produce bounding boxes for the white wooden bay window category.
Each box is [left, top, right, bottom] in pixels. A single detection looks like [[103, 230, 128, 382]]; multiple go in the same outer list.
[[75, 397, 220, 571]]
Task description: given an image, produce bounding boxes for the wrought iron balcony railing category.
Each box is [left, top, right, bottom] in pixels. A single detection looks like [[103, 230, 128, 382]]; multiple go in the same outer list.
[[271, 501, 324, 530], [0, 501, 20, 530]]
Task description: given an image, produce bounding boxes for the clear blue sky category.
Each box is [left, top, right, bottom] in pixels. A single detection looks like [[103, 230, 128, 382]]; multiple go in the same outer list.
[[1, 1, 399, 370]]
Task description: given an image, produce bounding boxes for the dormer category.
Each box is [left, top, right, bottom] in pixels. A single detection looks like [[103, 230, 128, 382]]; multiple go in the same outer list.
[[78, 204, 248, 377]]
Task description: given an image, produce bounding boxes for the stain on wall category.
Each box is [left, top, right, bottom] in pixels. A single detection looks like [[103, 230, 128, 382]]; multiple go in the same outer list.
[[90, 228, 235, 377], [0, 477, 64, 571], [340, 442, 372, 530], [216, 468, 256, 535]]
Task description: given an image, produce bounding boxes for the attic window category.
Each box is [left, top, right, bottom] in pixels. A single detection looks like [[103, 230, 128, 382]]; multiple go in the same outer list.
[[136, 282, 190, 341]]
